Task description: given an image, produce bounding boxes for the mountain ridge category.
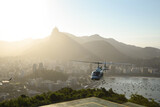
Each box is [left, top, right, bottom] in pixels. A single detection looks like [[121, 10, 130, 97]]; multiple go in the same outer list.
[[21, 28, 98, 60], [65, 32, 160, 59], [0, 28, 160, 61]]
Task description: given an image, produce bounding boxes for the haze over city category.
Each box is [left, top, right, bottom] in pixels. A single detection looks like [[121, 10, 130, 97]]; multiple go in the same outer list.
[[0, 0, 160, 107], [0, 0, 160, 48]]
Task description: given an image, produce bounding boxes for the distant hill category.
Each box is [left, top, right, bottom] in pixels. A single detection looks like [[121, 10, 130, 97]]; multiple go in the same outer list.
[[83, 40, 129, 62], [22, 28, 97, 60], [106, 39, 160, 59], [64, 33, 104, 44], [65, 33, 160, 59], [0, 39, 35, 57], [0, 28, 160, 61]]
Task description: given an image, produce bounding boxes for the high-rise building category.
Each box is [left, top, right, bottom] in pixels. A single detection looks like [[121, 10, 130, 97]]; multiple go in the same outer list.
[[32, 64, 37, 72], [38, 62, 44, 71]]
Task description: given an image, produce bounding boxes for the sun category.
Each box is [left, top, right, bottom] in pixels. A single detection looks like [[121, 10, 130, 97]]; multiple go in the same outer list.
[[0, 0, 58, 41]]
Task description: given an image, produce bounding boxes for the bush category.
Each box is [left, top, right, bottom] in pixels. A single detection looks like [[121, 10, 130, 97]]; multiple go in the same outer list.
[[2, 88, 158, 107], [129, 94, 160, 107]]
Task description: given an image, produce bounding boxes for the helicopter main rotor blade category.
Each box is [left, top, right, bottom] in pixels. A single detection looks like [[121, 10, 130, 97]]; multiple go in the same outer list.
[[72, 60, 131, 66], [72, 60, 104, 64]]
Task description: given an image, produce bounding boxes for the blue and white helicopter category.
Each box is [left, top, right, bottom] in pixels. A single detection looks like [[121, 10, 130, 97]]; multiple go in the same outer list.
[[73, 60, 131, 80], [90, 61, 109, 80]]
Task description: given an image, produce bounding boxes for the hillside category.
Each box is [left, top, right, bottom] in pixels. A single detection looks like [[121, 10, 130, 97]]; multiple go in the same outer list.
[[0, 28, 160, 61], [0, 39, 35, 57], [83, 40, 130, 62], [65, 32, 160, 59], [22, 28, 97, 60], [106, 39, 160, 59]]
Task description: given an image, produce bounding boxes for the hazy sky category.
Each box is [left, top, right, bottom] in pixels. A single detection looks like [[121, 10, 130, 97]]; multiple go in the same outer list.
[[0, 0, 160, 48]]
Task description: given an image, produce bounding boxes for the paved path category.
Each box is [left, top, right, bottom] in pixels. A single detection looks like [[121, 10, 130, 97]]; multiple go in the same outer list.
[[40, 97, 144, 107]]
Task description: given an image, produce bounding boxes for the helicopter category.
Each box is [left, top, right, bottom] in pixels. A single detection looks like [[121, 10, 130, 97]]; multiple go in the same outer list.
[[72, 60, 111, 80], [73, 60, 131, 80]]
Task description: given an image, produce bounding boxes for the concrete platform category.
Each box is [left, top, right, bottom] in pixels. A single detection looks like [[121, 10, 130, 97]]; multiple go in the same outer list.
[[40, 97, 144, 107]]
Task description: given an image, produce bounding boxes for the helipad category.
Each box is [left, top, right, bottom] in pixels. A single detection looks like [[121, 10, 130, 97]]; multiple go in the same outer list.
[[40, 97, 144, 107]]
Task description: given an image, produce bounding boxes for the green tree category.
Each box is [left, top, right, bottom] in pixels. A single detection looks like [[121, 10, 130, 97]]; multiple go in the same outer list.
[[129, 94, 160, 107]]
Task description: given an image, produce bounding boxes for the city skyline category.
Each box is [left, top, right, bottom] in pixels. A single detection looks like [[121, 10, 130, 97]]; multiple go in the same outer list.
[[0, 0, 160, 49]]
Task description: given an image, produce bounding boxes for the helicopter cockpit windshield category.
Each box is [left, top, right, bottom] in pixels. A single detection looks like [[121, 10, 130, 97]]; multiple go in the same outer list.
[[92, 68, 101, 76], [92, 72, 100, 76]]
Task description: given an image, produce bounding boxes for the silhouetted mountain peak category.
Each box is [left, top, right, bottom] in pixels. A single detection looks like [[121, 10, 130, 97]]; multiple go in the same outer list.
[[51, 27, 59, 35], [49, 27, 66, 40]]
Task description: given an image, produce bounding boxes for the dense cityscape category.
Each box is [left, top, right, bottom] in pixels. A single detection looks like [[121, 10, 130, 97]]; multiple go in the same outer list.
[[0, 57, 160, 102]]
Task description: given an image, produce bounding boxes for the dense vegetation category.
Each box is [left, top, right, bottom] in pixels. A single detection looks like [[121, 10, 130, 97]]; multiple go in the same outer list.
[[0, 87, 126, 107], [0, 87, 159, 107], [129, 94, 160, 107]]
